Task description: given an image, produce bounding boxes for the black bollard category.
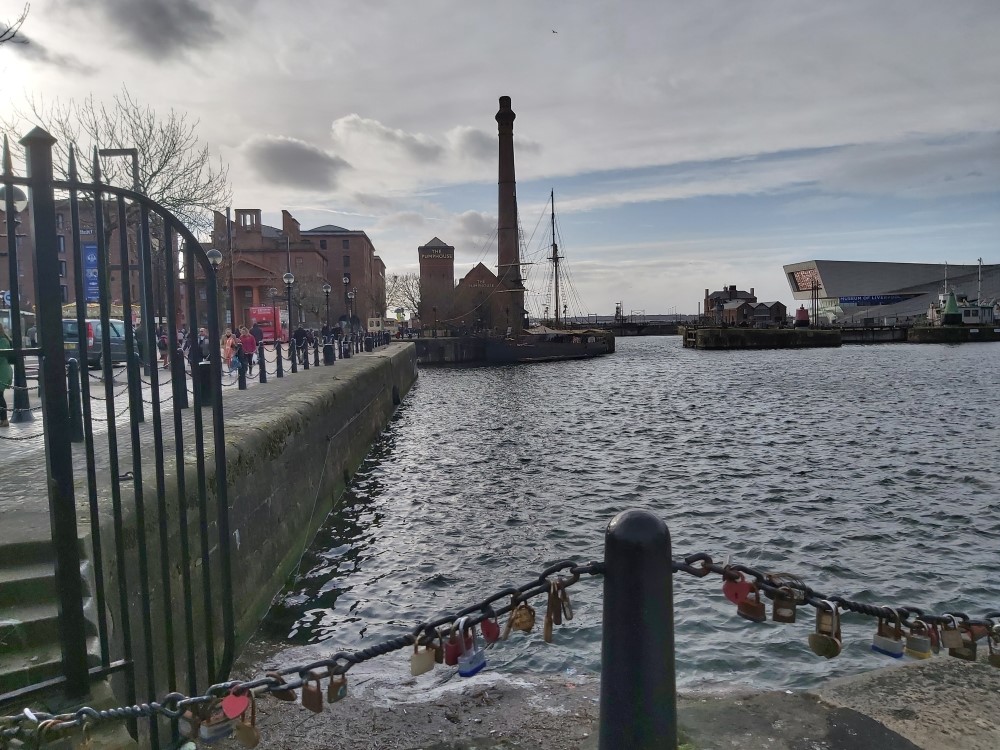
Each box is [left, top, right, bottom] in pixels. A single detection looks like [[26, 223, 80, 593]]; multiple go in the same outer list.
[[598, 509, 676, 750], [302, 340, 310, 370], [66, 358, 84, 443], [323, 341, 335, 365], [275, 341, 284, 378], [290, 340, 298, 374], [258, 342, 267, 384], [314, 339, 320, 367], [237, 355, 247, 390]]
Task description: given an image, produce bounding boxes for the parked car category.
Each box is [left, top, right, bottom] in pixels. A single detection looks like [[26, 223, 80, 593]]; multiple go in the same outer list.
[[62, 318, 128, 369]]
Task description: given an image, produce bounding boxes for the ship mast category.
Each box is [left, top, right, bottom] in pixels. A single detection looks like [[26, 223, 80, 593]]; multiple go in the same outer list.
[[551, 189, 561, 328]]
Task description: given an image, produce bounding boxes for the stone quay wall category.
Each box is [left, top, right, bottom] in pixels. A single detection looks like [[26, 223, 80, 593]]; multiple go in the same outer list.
[[97, 343, 417, 718]]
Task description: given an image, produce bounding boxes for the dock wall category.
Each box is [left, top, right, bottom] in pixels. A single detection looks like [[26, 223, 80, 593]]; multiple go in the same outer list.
[[98, 343, 417, 719], [680, 326, 842, 349]]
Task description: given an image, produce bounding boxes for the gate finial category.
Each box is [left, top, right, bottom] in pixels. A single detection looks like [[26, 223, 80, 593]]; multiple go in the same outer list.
[[68, 143, 79, 181], [2, 134, 10, 176], [18, 126, 57, 147], [91, 146, 102, 182]]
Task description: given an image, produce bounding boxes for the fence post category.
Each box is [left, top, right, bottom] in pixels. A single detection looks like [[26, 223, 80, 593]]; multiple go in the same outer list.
[[66, 358, 83, 443], [128, 350, 145, 423], [22, 126, 90, 697], [275, 341, 284, 378], [258, 342, 267, 383], [237, 355, 247, 390], [599, 509, 676, 750], [302, 340, 310, 370], [313, 339, 320, 367], [290, 340, 297, 374], [174, 347, 189, 409]]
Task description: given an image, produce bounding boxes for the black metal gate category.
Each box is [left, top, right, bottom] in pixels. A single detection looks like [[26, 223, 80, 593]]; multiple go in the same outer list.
[[0, 127, 233, 747]]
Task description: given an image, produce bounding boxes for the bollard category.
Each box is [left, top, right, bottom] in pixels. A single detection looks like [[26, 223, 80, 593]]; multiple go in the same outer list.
[[237, 355, 247, 390], [66, 358, 84, 443], [258, 342, 267, 384], [364, 335, 374, 353], [290, 340, 298, 374], [275, 341, 284, 378], [323, 342, 335, 365], [302, 340, 310, 370], [314, 339, 320, 367], [599, 509, 676, 750]]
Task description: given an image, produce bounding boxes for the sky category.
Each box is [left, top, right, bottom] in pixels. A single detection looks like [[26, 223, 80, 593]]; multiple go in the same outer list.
[[2, 0, 999, 316]]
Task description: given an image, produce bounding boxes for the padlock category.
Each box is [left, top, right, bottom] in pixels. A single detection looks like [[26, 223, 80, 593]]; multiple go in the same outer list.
[[549, 581, 563, 626], [410, 639, 436, 676], [771, 586, 798, 624], [444, 621, 474, 666], [479, 609, 501, 645], [455, 616, 487, 677], [233, 693, 260, 748], [433, 629, 445, 664], [807, 600, 842, 659], [560, 583, 573, 621], [266, 671, 297, 701], [301, 671, 324, 713], [199, 704, 238, 745], [940, 615, 964, 650], [987, 627, 1000, 668], [948, 626, 978, 661], [871, 611, 905, 658], [904, 619, 933, 660], [722, 570, 753, 605], [503, 599, 536, 640], [221, 690, 251, 720], [326, 672, 348, 703], [927, 621, 941, 654], [737, 584, 767, 623]]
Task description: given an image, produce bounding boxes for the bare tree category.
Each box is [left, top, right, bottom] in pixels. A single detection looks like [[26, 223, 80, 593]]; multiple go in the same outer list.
[[386, 272, 421, 313], [4, 87, 230, 236], [290, 274, 328, 328], [0, 3, 28, 46]]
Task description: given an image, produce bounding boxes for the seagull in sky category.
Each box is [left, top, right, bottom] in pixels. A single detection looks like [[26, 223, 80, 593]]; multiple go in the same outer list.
[[552, 29, 558, 33]]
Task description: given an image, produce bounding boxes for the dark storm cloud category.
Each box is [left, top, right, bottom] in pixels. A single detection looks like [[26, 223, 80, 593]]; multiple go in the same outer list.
[[4, 32, 95, 73], [91, 0, 222, 57], [244, 136, 350, 191], [449, 126, 494, 161]]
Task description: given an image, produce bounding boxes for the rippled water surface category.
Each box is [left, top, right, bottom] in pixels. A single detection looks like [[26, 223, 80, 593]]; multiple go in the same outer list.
[[260, 338, 1000, 692]]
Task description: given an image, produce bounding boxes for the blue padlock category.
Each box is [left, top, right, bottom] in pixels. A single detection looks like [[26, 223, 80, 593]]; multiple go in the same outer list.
[[456, 616, 487, 677]]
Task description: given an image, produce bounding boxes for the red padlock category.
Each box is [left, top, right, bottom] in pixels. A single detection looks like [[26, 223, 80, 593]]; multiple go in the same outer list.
[[480, 608, 501, 644], [722, 571, 753, 605], [444, 622, 474, 666]]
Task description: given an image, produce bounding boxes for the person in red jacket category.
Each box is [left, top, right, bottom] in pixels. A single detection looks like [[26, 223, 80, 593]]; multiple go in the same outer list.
[[239, 326, 257, 376]]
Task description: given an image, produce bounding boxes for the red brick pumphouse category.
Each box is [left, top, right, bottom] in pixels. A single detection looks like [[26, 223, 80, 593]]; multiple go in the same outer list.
[[704, 285, 787, 326]]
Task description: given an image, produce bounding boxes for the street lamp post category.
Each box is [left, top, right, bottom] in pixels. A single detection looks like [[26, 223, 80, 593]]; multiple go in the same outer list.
[[283, 271, 296, 373], [269, 287, 278, 342], [322, 282, 332, 329]]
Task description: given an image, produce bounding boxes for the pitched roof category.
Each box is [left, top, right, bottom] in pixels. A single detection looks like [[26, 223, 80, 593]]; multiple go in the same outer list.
[[421, 237, 452, 248], [303, 224, 349, 233], [261, 224, 282, 239]]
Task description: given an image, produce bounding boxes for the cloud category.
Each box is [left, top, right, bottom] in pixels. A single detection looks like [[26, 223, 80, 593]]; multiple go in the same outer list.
[[243, 135, 350, 190], [447, 126, 494, 161], [4, 33, 95, 73], [331, 114, 444, 164], [90, 0, 222, 58]]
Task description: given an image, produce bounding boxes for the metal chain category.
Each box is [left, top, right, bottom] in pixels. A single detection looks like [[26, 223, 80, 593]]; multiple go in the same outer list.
[[1, 555, 996, 744]]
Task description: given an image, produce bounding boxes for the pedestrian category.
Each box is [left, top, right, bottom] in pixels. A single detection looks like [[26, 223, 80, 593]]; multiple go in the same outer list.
[[0, 322, 12, 427], [239, 326, 256, 376], [250, 321, 264, 347], [157, 326, 170, 369], [134, 320, 145, 365], [293, 324, 307, 365], [222, 329, 237, 372]]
